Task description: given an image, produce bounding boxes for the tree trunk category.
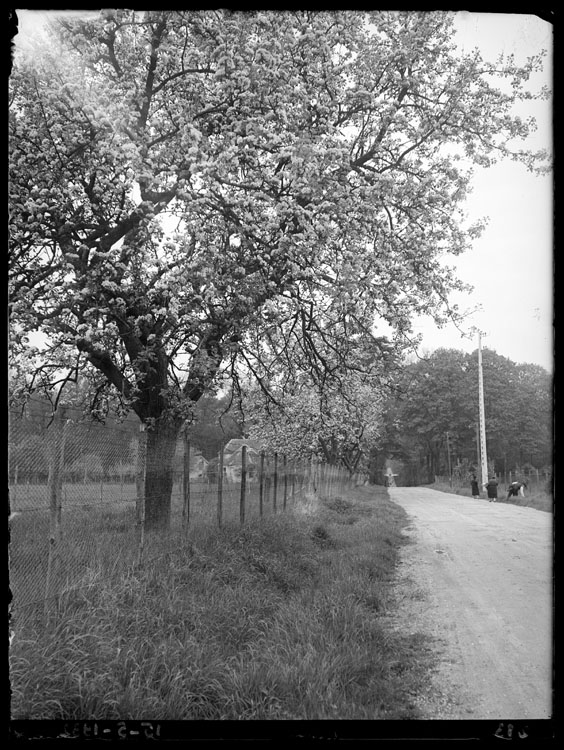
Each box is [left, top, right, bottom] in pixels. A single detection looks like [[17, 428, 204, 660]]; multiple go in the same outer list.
[[144, 417, 182, 531]]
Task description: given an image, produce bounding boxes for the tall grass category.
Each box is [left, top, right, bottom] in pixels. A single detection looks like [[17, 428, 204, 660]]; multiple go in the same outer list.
[[9, 477, 305, 620], [10, 487, 432, 720]]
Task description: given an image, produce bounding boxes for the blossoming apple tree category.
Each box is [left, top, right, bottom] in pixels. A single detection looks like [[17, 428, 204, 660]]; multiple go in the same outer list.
[[243, 370, 388, 478], [9, 10, 549, 527]]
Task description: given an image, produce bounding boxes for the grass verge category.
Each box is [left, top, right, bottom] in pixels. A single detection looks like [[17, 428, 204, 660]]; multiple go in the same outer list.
[[10, 486, 431, 720], [425, 481, 553, 512]]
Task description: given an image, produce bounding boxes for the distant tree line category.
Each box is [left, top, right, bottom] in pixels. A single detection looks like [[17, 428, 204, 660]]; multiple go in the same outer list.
[[370, 348, 552, 485], [9, 346, 552, 490]]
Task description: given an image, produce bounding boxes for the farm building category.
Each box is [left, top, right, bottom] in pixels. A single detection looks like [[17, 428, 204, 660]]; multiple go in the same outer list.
[[223, 439, 261, 482], [189, 450, 209, 479]]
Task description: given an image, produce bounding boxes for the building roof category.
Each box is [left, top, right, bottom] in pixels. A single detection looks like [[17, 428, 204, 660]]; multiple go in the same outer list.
[[224, 438, 261, 454], [223, 439, 261, 466]]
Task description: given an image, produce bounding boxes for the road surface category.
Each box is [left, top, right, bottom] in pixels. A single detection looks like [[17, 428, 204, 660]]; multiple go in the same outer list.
[[387, 487, 553, 720]]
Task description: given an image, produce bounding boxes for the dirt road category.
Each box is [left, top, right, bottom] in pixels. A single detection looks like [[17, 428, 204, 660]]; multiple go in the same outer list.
[[387, 487, 553, 720]]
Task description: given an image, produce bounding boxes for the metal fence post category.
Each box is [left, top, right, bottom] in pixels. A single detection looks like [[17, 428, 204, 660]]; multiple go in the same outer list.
[[240, 445, 247, 525]]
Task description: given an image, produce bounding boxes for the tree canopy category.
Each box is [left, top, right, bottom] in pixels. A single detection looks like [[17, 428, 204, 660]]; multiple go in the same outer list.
[[244, 366, 388, 476], [9, 10, 549, 525], [379, 348, 552, 483]]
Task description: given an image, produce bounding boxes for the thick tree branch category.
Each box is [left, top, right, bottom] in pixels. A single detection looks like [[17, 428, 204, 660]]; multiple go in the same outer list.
[[76, 338, 135, 403]]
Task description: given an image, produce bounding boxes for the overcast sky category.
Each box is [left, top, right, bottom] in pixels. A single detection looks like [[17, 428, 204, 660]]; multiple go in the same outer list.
[[13, 11, 554, 372], [414, 12, 553, 372]]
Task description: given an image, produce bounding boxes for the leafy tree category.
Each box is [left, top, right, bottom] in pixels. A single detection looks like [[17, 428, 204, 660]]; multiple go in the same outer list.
[[391, 348, 474, 481], [9, 10, 549, 527], [465, 348, 517, 473], [462, 350, 551, 474], [506, 363, 552, 469], [186, 393, 244, 460], [382, 348, 552, 484]]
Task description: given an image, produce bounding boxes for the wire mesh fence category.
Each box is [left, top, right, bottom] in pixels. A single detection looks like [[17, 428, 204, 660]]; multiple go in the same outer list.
[[8, 403, 361, 631]]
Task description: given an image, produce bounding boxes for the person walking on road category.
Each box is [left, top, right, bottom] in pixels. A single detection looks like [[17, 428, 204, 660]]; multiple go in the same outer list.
[[471, 475, 480, 498], [485, 476, 499, 502]]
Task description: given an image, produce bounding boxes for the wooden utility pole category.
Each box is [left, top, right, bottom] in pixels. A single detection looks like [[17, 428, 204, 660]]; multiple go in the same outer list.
[[478, 332, 489, 488]]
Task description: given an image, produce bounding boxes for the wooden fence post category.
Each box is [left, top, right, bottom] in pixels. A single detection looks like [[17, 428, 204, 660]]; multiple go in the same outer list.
[[264, 457, 270, 514], [291, 459, 296, 503], [182, 435, 190, 530], [44, 409, 68, 620], [135, 425, 148, 565], [273, 452, 278, 513], [217, 447, 224, 528], [240, 445, 247, 525], [259, 451, 265, 518], [135, 424, 147, 528], [310, 456, 317, 495], [283, 454, 287, 511]]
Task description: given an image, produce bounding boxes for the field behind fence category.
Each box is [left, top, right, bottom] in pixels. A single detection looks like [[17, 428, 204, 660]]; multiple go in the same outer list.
[[8, 404, 358, 632]]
